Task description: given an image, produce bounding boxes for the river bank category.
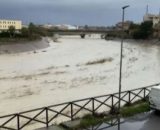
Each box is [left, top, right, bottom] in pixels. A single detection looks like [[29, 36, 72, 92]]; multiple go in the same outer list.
[[0, 35, 160, 54], [0, 37, 50, 54]]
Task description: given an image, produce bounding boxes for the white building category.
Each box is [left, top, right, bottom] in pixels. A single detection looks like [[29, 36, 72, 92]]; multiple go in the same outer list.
[[143, 14, 160, 26], [0, 19, 22, 30], [64, 24, 78, 30], [42, 24, 54, 29], [55, 24, 78, 30]]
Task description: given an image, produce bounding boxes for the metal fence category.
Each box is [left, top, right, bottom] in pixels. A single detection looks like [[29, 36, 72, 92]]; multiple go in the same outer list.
[[0, 83, 159, 130]]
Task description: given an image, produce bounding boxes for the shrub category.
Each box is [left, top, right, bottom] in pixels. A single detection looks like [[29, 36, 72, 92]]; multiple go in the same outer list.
[[131, 21, 153, 39], [80, 34, 85, 39]]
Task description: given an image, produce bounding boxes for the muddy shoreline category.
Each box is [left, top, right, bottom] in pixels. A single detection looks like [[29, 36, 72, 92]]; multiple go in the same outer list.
[[0, 37, 50, 54], [0, 37, 160, 54]]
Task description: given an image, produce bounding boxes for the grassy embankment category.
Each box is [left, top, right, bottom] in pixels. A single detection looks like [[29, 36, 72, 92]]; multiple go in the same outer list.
[[69, 100, 150, 130]]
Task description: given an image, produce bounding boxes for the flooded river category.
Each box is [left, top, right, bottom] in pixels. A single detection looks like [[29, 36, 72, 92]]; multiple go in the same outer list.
[[0, 36, 160, 116]]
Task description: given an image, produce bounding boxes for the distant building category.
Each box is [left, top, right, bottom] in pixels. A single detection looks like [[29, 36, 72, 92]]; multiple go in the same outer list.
[[55, 24, 78, 30], [53, 24, 68, 30], [116, 21, 133, 30], [41, 24, 78, 30], [42, 24, 54, 29], [0, 19, 22, 30], [64, 24, 78, 30], [143, 14, 160, 26], [22, 24, 28, 28]]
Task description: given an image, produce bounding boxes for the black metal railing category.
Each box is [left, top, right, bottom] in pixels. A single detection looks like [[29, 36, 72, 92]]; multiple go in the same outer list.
[[0, 83, 159, 130]]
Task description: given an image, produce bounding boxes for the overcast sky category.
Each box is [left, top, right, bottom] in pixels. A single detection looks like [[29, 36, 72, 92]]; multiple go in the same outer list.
[[0, 0, 160, 26]]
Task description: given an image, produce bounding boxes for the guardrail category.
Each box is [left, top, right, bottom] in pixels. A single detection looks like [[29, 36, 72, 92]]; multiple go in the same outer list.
[[0, 83, 159, 130]]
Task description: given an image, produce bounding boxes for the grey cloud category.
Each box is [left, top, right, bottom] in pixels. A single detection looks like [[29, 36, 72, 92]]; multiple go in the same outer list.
[[0, 0, 160, 26]]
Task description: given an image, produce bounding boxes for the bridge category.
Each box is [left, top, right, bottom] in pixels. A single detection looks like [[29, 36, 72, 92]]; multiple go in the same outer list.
[[48, 29, 120, 36]]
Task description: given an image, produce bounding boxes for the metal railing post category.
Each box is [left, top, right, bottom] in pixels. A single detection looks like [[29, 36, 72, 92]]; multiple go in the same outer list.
[[111, 95, 114, 108], [92, 98, 95, 116], [45, 107, 49, 127], [143, 88, 147, 101], [70, 102, 73, 121], [110, 94, 114, 114], [144, 88, 146, 98], [128, 91, 131, 105], [17, 114, 20, 130]]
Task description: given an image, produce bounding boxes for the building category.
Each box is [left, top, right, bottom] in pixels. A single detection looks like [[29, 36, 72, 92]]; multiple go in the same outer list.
[[143, 14, 160, 26], [41, 24, 78, 30], [22, 24, 28, 28], [116, 21, 133, 30], [64, 24, 78, 30], [55, 24, 78, 30], [0, 19, 22, 30], [41, 24, 54, 29]]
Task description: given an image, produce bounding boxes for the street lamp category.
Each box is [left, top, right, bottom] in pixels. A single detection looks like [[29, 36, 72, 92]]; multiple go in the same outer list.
[[118, 5, 130, 112], [118, 5, 130, 130]]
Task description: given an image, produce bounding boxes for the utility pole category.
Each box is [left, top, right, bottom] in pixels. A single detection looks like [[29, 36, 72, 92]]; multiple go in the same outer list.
[[159, 8, 160, 23], [118, 5, 130, 130], [146, 5, 149, 15], [118, 5, 130, 113]]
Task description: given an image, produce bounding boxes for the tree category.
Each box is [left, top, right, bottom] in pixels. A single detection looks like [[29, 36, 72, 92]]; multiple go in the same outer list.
[[21, 27, 29, 37], [28, 22, 41, 40], [8, 26, 15, 37], [84, 25, 89, 30], [140, 21, 153, 37], [131, 21, 153, 39], [28, 22, 36, 35], [129, 23, 140, 30]]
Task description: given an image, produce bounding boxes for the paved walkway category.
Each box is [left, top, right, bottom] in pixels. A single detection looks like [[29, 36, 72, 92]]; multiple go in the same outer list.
[[87, 111, 160, 130], [36, 125, 65, 130], [37, 111, 160, 130]]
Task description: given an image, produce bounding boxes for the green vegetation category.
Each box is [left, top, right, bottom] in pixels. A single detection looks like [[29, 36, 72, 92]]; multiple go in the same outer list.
[[129, 21, 153, 39], [68, 100, 150, 130], [105, 21, 154, 40], [8, 26, 16, 37], [70, 113, 114, 130], [0, 22, 52, 42], [121, 101, 150, 117]]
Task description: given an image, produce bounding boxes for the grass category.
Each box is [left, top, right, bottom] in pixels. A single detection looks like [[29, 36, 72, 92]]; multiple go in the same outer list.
[[71, 113, 114, 130], [120, 101, 150, 117], [68, 100, 150, 130]]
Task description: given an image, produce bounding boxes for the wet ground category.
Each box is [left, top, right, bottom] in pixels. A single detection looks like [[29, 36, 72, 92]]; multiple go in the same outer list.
[[87, 111, 160, 130]]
